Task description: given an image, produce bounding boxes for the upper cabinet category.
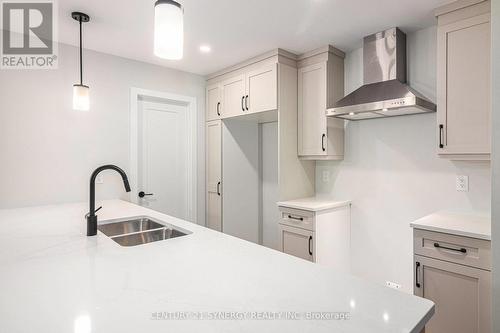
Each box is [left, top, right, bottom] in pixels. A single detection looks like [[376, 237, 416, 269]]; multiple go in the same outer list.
[[221, 74, 246, 118], [206, 84, 222, 121], [207, 63, 278, 120], [436, 0, 491, 160], [246, 63, 278, 114], [297, 46, 345, 160]]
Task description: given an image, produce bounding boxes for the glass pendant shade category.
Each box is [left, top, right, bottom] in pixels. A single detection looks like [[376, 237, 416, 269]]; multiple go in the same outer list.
[[154, 0, 183, 60], [73, 84, 90, 111]]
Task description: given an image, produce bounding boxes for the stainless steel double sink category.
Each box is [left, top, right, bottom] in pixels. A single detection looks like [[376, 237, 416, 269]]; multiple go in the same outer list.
[[98, 216, 191, 247]]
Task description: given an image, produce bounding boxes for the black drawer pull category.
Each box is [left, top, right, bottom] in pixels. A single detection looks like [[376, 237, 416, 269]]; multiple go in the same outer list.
[[434, 242, 467, 253], [287, 215, 304, 221], [217, 181, 221, 196], [241, 96, 245, 111], [321, 134, 326, 151], [216, 102, 220, 116], [415, 262, 421, 288], [308, 236, 313, 256]]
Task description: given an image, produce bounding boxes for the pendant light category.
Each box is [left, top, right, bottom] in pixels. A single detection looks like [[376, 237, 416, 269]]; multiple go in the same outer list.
[[72, 12, 90, 111], [154, 0, 184, 60]]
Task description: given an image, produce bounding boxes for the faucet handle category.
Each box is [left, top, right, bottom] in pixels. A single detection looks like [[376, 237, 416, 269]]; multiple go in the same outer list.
[[85, 206, 102, 219]]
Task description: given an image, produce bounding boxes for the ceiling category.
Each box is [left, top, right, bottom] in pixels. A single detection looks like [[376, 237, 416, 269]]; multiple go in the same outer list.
[[57, 0, 451, 76]]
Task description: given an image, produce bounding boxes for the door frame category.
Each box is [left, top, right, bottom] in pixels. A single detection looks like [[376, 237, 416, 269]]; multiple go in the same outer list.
[[130, 87, 197, 222]]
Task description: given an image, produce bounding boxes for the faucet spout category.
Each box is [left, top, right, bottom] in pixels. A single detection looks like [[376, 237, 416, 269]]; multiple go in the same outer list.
[[87, 164, 131, 236]]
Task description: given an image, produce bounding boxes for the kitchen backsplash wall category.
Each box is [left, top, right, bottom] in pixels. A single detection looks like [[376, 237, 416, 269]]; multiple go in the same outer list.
[[0, 43, 206, 224], [316, 26, 491, 292]]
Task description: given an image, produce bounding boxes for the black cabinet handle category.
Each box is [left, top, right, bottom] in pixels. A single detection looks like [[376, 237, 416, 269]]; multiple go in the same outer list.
[[216, 102, 220, 116], [138, 191, 153, 198], [245, 95, 249, 110], [241, 96, 245, 111], [287, 214, 303, 221], [321, 134, 326, 151], [217, 181, 221, 196], [415, 262, 421, 288], [308, 236, 313, 256], [439, 124, 444, 148], [434, 242, 467, 253]]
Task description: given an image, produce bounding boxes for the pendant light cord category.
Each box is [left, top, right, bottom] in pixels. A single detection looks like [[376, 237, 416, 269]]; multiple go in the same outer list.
[[79, 18, 83, 85]]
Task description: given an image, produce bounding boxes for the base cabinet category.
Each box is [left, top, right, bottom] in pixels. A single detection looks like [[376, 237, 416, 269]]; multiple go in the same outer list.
[[280, 224, 314, 262], [413, 228, 491, 333], [278, 202, 351, 273]]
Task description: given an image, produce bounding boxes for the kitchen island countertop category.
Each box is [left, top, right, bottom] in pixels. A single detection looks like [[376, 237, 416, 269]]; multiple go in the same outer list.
[[0, 200, 433, 332]]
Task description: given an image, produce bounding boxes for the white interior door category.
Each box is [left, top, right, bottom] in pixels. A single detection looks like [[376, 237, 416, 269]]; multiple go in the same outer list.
[[138, 100, 189, 219]]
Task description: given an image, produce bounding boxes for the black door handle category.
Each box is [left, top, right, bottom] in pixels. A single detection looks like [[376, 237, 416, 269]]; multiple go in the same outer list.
[[138, 191, 153, 198], [245, 95, 249, 110], [217, 181, 221, 196], [308, 236, 313, 256], [241, 96, 245, 111], [439, 124, 444, 148], [321, 134, 326, 151], [434, 242, 467, 253], [415, 262, 421, 288], [216, 102, 221, 116]]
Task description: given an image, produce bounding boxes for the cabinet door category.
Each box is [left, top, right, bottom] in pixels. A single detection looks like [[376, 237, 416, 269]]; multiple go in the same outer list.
[[280, 224, 314, 262], [298, 62, 327, 156], [206, 84, 221, 121], [414, 255, 491, 333], [246, 63, 278, 114], [437, 14, 491, 157], [221, 74, 246, 118], [206, 120, 222, 231]]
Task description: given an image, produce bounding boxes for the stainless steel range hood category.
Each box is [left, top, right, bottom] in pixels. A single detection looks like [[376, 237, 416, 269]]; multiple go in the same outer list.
[[326, 28, 436, 120]]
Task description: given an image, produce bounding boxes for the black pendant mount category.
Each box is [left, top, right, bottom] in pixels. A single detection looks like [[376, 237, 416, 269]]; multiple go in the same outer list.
[[71, 12, 90, 23]]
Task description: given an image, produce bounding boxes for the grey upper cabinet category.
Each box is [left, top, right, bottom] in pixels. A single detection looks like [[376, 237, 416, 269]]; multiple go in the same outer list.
[[297, 46, 345, 160], [436, 0, 491, 160]]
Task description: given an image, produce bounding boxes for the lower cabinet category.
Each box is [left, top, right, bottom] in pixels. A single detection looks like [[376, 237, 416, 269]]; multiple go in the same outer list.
[[280, 224, 314, 262], [278, 202, 351, 273], [413, 229, 491, 333]]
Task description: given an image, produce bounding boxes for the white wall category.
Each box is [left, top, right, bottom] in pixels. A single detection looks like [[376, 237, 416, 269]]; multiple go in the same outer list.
[[0, 43, 206, 224], [316, 26, 491, 292], [491, 0, 500, 330]]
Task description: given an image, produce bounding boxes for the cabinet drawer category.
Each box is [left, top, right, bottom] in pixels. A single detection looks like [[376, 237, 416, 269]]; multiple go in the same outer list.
[[414, 229, 491, 271], [278, 207, 314, 231]]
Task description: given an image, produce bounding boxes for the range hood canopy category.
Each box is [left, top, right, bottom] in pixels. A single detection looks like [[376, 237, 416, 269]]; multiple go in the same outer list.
[[326, 28, 436, 120]]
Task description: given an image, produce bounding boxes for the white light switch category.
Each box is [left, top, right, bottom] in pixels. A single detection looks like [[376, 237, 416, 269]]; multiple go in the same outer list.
[[456, 175, 469, 192]]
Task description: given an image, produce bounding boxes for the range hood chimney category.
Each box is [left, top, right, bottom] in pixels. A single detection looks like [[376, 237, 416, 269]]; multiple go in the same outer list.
[[326, 27, 436, 120]]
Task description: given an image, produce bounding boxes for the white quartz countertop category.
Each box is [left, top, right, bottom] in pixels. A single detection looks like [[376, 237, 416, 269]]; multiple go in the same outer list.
[[0, 200, 433, 333], [277, 197, 351, 212], [410, 211, 491, 240]]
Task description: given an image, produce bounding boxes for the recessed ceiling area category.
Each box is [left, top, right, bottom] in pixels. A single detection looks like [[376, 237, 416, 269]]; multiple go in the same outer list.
[[57, 0, 451, 75]]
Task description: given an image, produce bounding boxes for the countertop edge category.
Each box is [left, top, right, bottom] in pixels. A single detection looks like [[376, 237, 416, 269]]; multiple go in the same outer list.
[[409, 223, 491, 241]]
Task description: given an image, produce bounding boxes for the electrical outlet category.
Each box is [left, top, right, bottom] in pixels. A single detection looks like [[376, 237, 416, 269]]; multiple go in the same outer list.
[[456, 175, 469, 192], [95, 174, 104, 184], [322, 170, 329, 182], [386, 281, 401, 290]]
